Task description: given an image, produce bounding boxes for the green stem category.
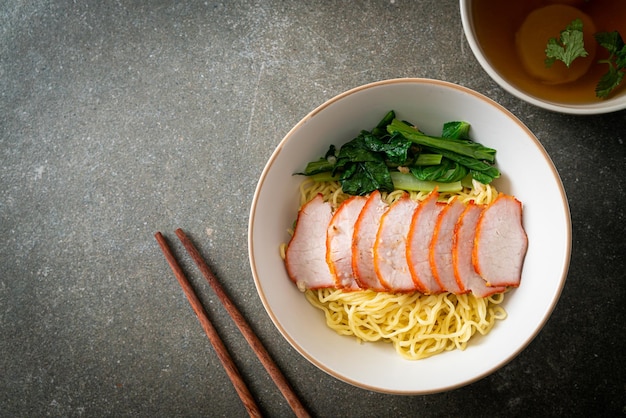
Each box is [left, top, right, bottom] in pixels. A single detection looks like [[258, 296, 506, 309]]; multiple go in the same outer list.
[[390, 172, 462, 193]]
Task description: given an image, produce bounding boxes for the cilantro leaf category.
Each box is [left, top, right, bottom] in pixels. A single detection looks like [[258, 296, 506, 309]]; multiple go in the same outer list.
[[595, 66, 624, 98], [594, 31, 624, 55], [617, 44, 626, 69], [593, 31, 626, 98], [545, 18, 588, 68]]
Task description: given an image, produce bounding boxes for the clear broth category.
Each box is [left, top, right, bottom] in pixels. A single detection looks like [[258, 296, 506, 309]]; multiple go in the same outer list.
[[471, 0, 626, 104]]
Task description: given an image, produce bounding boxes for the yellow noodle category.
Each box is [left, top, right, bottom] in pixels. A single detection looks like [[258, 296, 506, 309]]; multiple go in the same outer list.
[[291, 180, 508, 360]]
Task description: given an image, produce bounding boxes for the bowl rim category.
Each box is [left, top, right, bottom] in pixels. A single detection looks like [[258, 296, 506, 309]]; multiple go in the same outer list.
[[458, 0, 626, 115], [248, 78, 572, 393]]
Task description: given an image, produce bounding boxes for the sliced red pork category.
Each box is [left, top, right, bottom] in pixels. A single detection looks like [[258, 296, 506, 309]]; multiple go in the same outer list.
[[407, 190, 443, 294], [473, 194, 528, 287], [285, 188, 528, 296], [453, 202, 506, 297], [430, 197, 466, 294], [373, 194, 419, 292], [285, 194, 335, 291], [326, 195, 367, 291], [351, 190, 389, 291]]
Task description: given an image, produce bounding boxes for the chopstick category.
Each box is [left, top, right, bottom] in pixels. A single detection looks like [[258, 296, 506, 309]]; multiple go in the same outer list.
[[155, 232, 262, 417], [155, 230, 310, 418]]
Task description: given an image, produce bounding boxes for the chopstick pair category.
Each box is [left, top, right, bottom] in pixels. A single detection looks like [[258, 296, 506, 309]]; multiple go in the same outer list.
[[155, 229, 310, 418]]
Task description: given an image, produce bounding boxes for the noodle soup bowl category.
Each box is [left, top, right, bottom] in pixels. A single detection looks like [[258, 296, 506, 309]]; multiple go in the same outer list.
[[460, 0, 626, 114], [248, 78, 571, 394]]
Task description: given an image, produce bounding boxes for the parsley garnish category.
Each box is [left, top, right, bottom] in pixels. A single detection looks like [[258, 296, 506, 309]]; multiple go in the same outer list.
[[544, 18, 626, 99], [545, 18, 588, 68], [593, 31, 626, 98]]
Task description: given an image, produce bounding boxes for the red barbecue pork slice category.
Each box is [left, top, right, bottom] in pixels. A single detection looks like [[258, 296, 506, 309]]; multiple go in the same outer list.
[[351, 190, 389, 291], [373, 194, 419, 292], [453, 202, 506, 297], [326, 195, 367, 291], [430, 197, 466, 294], [473, 194, 528, 288], [407, 190, 444, 294], [285, 194, 335, 291]]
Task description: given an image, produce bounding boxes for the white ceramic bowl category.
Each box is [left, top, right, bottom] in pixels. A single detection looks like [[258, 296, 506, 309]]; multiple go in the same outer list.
[[460, 0, 626, 114], [248, 78, 571, 394]]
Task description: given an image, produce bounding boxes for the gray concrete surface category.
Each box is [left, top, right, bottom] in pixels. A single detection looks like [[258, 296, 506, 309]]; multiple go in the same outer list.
[[1, 1, 625, 416]]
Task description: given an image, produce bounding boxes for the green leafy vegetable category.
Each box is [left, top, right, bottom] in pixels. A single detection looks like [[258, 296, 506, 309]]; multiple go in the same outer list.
[[386, 119, 497, 163], [414, 153, 443, 166], [371, 110, 396, 138], [545, 18, 588, 68], [433, 148, 500, 183], [360, 132, 412, 165], [442, 121, 471, 140], [297, 111, 500, 196], [332, 131, 405, 195], [309, 171, 339, 182], [410, 158, 468, 183], [390, 172, 462, 193], [470, 170, 496, 185], [594, 31, 626, 98], [300, 145, 337, 175], [340, 160, 394, 195]]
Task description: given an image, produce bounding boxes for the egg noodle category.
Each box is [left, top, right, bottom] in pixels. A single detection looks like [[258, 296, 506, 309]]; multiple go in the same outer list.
[[281, 178, 507, 360]]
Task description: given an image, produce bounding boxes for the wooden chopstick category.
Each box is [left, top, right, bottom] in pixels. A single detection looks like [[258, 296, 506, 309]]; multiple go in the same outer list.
[[173, 229, 310, 418], [155, 232, 263, 418], [155, 229, 310, 418]]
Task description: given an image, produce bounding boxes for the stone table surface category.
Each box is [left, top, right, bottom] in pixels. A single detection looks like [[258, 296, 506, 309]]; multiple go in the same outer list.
[[1, 1, 625, 417]]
